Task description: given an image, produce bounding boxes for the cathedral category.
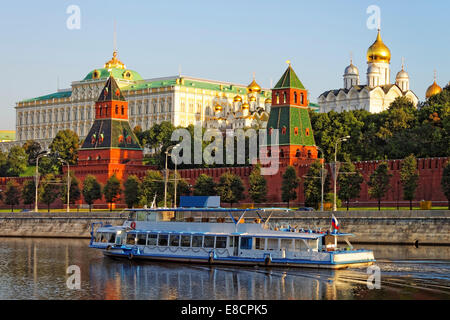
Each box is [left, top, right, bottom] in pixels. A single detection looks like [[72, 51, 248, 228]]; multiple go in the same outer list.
[[318, 30, 419, 113]]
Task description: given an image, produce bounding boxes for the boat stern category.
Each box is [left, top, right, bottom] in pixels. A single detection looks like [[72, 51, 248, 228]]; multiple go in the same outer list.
[[330, 249, 375, 269]]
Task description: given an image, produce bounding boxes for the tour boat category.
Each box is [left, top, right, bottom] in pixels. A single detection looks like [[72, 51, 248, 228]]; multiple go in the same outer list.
[[89, 198, 375, 270]]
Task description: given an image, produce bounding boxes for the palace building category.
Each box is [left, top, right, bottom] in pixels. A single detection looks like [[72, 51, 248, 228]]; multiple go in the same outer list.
[[318, 30, 419, 113]]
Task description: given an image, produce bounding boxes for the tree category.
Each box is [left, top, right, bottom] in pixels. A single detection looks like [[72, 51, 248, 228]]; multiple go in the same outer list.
[[61, 172, 81, 208], [441, 162, 450, 210], [23, 140, 42, 166], [281, 166, 300, 208], [4, 181, 21, 212], [22, 180, 36, 209], [400, 155, 419, 210], [49, 130, 79, 165], [303, 160, 330, 209], [193, 174, 216, 196], [368, 162, 392, 210], [6, 146, 28, 177], [0, 150, 8, 177], [103, 174, 122, 211], [216, 172, 245, 207], [123, 175, 141, 208], [82, 175, 102, 212], [39, 173, 61, 212], [140, 170, 165, 207], [338, 162, 364, 210], [248, 164, 267, 204], [168, 171, 191, 207]]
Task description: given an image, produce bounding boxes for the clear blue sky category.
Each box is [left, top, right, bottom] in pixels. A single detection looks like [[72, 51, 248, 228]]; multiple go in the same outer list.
[[0, 0, 448, 130]]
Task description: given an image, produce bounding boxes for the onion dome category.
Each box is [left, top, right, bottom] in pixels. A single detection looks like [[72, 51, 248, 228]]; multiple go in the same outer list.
[[367, 30, 391, 64], [396, 69, 409, 80], [249, 95, 256, 102], [233, 95, 242, 102], [104, 51, 126, 69], [247, 79, 261, 94], [265, 97, 272, 105], [214, 104, 223, 112], [241, 102, 249, 110], [367, 64, 381, 74], [426, 81, 442, 99], [344, 62, 359, 75]]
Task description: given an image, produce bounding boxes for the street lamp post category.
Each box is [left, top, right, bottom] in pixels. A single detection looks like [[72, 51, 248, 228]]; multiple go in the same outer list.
[[333, 136, 350, 212], [164, 144, 181, 208], [34, 152, 48, 212], [59, 158, 70, 213], [316, 146, 325, 212]]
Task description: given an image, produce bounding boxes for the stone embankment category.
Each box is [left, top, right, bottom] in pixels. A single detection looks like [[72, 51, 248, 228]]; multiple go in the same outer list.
[[0, 210, 448, 245]]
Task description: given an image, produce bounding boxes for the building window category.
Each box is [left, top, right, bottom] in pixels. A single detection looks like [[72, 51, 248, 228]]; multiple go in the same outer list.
[[283, 92, 287, 104], [294, 127, 298, 135], [294, 92, 298, 103], [281, 126, 287, 135], [301, 93, 304, 105]]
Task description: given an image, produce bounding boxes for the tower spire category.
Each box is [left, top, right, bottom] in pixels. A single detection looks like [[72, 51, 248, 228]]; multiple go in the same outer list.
[[113, 20, 117, 54]]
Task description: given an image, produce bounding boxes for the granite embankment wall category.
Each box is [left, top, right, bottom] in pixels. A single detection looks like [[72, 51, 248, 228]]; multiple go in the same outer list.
[[0, 211, 449, 245]]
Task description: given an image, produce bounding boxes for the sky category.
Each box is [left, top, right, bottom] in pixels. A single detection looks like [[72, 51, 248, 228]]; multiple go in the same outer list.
[[0, 0, 448, 130]]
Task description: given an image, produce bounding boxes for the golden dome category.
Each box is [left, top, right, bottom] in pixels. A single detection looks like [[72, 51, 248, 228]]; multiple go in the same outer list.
[[247, 79, 261, 94], [233, 95, 242, 102], [104, 51, 126, 70], [367, 30, 391, 64], [214, 104, 223, 112], [249, 96, 256, 102], [265, 97, 272, 105], [241, 102, 249, 110], [426, 81, 442, 99]]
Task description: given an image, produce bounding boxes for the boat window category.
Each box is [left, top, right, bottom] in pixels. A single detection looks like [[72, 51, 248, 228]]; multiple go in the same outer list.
[[137, 212, 147, 221], [127, 212, 136, 221], [95, 232, 102, 242], [295, 239, 308, 251], [137, 233, 147, 245], [147, 233, 157, 246], [204, 236, 215, 248], [158, 234, 168, 246], [126, 233, 136, 245], [255, 238, 265, 250], [192, 235, 203, 247], [280, 239, 292, 250], [169, 234, 180, 247], [181, 235, 191, 247], [215, 236, 227, 249], [267, 238, 278, 250], [109, 233, 116, 243], [240, 237, 252, 250]]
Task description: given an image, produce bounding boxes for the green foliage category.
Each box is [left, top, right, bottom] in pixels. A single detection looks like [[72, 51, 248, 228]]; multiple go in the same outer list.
[[140, 170, 165, 207], [281, 166, 300, 207], [303, 160, 330, 209], [39, 173, 61, 212], [368, 162, 392, 210], [216, 172, 245, 207], [400, 155, 419, 210], [61, 172, 81, 205], [338, 162, 364, 210], [6, 146, 28, 177], [123, 175, 141, 208], [82, 175, 102, 211], [193, 174, 217, 196], [23, 140, 42, 166], [248, 165, 267, 204], [441, 162, 450, 210], [325, 193, 342, 208], [21, 179, 36, 208], [38, 155, 60, 175], [4, 181, 21, 212], [49, 130, 79, 165], [103, 174, 122, 211], [168, 171, 191, 207]]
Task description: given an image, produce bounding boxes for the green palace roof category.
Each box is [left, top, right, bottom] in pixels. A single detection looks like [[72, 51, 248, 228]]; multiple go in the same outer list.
[[83, 68, 143, 81], [21, 90, 72, 103]]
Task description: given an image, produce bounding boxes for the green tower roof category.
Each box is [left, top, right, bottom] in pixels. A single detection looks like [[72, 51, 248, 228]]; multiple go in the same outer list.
[[274, 65, 305, 90]]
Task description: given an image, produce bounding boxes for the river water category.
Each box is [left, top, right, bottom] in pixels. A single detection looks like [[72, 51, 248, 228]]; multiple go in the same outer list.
[[0, 238, 449, 300]]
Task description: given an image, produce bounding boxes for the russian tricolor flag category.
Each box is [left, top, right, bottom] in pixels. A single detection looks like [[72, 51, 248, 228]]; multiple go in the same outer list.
[[331, 214, 339, 230]]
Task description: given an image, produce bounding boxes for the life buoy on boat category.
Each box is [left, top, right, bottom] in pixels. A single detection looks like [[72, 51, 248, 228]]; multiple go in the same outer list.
[[106, 245, 111, 251], [130, 222, 136, 229], [208, 252, 214, 264], [128, 253, 134, 260]]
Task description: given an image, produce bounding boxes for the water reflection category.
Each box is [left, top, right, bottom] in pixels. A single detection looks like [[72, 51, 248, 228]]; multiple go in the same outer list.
[[0, 238, 449, 300]]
